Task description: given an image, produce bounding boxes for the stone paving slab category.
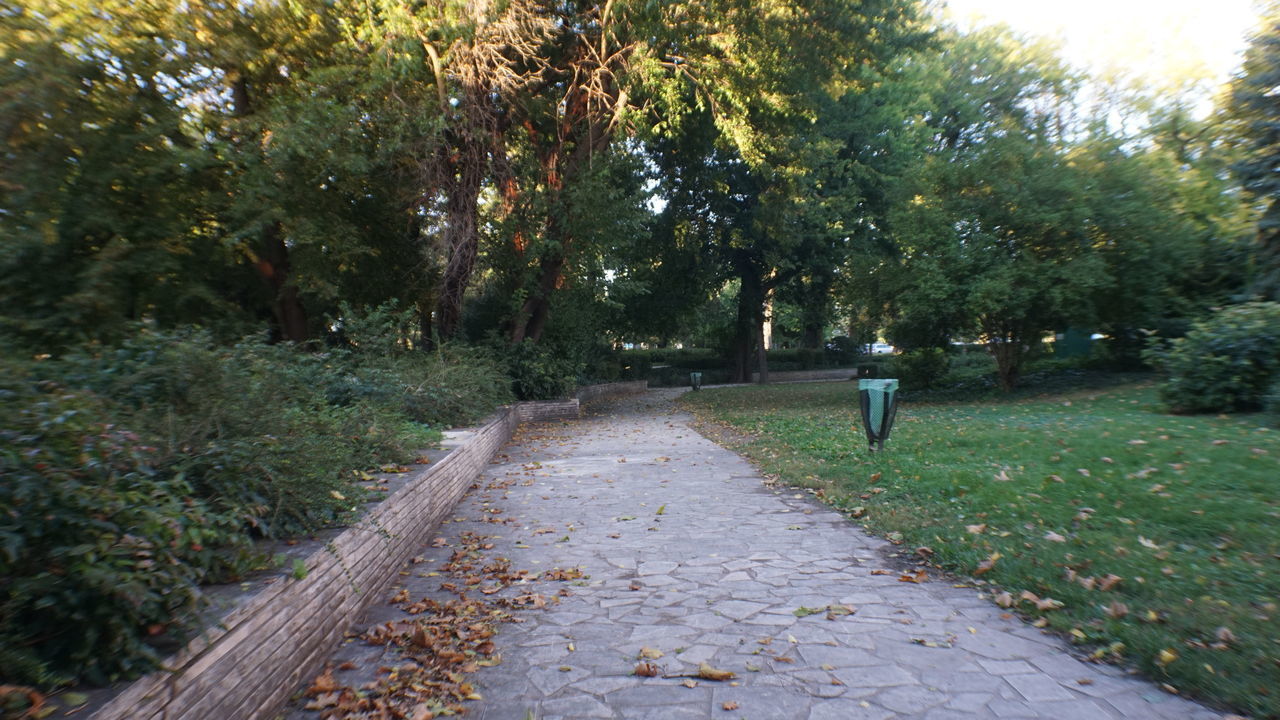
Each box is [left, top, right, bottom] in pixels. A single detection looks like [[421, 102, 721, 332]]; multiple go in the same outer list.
[[287, 389, 1231, 720]]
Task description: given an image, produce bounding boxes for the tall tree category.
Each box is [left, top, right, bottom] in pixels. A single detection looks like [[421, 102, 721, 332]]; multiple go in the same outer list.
[[1227, 1, 1280, 301], [876, 28, 1104, 389]]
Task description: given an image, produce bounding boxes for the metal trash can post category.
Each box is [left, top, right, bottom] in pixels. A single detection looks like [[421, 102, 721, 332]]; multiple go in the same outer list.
[[690, 372, 703, 391], [858, 378, 900, 452]]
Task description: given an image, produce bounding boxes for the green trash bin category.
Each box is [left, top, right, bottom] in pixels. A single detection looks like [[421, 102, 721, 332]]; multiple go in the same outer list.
[[690, 372, 703, 391], [858, 378, 899, 452]]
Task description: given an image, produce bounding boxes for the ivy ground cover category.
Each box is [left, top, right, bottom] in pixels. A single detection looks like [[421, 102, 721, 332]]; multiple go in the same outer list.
[[682, 380, 1278, 718]]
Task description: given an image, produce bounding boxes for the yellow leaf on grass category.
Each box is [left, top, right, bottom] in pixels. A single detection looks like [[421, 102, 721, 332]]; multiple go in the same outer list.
[[975, 552, 1001, 575]]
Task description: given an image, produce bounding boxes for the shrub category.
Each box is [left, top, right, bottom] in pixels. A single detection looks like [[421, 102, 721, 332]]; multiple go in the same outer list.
[[504, 340, 579, 400], [1264, 378, 1280, 426], [0, 376, 251, 687], [0, 319, 513, 688], [890, 348, 950, 390], [1143, 302, 1280, 413]]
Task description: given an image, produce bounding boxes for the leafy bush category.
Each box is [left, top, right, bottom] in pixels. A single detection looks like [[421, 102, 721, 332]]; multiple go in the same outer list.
[[0, 375, 250, 686], [504, 340, 579, 400], [1143, 302, 1280, 413], [0, 317, 513, 687], [890, 348, 950, 389], [1264, 378, 1280, 426]]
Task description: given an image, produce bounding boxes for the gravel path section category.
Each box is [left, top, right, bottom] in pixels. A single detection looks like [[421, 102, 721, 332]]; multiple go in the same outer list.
[[288, 389, 1228, 720]]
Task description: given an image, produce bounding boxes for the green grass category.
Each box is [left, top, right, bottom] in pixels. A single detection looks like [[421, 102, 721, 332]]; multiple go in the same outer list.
[[682, 379, 1280, 718]]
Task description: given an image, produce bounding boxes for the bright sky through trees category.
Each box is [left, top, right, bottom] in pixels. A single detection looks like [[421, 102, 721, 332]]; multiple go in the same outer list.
[[944, 0, 1257, 101]]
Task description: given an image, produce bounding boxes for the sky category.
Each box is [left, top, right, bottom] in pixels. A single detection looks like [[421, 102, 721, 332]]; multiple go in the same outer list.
[[942, 0, 1260, 106]]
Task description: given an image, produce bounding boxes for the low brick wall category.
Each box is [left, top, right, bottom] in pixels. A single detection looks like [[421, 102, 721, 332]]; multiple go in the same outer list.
[[86, 407, 523, 720], [517, 398, 580, 422], [577, 380, 648, 404], [83, 381, 651, 720], [749, 368, 857, 384]]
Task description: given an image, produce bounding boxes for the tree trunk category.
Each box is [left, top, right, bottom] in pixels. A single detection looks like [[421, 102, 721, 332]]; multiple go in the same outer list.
[[435, 140, 485, 341], [756, 320, 770, 384], [989, 338, 1022, 392], [510, 252, 566, 344], [730, 262, 767, 383], [257, 222, 308, 344], [228, 69, 307, 344]]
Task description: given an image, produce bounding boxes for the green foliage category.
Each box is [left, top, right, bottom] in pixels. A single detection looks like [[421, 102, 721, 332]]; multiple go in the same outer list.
[[1227, 6, 1280, 301], [683, 380, 1280, 718], [1264, 378, 1280, 425], [503, 341, 579, 401], [1144, 302, 1280, 413], [0, 372, 250, 687], [889, 348, 950, 390], [0, 319, 510, 688]]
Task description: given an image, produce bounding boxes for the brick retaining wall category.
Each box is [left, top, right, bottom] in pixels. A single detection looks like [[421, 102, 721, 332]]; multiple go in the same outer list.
[[576, 380, 648, 404], [86, 406, 520, 720], [748, 368, 857, 384]]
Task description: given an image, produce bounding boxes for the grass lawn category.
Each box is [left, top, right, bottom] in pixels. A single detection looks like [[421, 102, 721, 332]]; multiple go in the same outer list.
[[681, 378, 1279, 718]]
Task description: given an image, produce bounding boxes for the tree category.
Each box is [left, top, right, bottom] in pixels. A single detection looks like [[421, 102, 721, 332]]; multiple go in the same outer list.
[[1226, 1, 1280, 301], [873, 28, 1105, 389]]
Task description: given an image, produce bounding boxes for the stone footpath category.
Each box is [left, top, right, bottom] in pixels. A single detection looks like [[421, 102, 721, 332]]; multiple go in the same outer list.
[[287, 390, 1228, 720]]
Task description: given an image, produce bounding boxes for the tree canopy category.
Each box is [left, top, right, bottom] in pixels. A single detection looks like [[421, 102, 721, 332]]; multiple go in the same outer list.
[[0, 0, 1268, 389]]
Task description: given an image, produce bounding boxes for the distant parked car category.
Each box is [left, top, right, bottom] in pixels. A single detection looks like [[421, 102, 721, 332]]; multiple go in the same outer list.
[[869, 343, 896, 355]]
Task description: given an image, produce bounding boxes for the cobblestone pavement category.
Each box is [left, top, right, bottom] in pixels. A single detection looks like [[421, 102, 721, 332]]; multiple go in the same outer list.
[[289, 389, 1229, 720]]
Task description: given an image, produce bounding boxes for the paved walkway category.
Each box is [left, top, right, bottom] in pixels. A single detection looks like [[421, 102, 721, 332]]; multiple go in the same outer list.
[[289, 390, 1228, 720]]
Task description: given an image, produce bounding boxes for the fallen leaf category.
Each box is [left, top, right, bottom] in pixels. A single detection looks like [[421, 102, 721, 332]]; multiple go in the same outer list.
[[1098, 574, 1123, 591], [1033, 597, 1064, 611], [722, 701, 740, 710], [696, 663, 736, 681], [825, 604, 856, 619], [1044, 531, 1067, 543], [639, 647, 664, 659], [965, 523, 987, 534], [1138, 536, 1160, 550], [681, 678, 699, 688], [1105, 601, 1128, 619], [994, 591, 1014, 608], [634, 662, 660, 677], [306, 667, 341, 696], [899, 569, 928, 583], [1156, 648, 1178, 665], [975, 552, 1001, 575]]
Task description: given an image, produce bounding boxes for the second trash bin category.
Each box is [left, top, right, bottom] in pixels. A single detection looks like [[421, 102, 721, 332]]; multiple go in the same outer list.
[[858, 378, 899, 452]]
